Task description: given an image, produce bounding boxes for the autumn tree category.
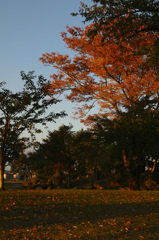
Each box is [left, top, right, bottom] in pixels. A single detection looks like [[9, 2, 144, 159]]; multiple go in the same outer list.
[[40, 23, 158, 189], [0, 71, 66, 190], [40, 24, 158, 120]]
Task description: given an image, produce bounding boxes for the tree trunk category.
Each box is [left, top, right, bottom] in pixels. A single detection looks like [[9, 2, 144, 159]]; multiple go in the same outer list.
[[68, 170, 71, 189], [0, 152, 5, 190], [122, 149, 131, 187], [129, 168, 141, 190], [122, 150, 142, 190], [122, 149, 130, 174], [151, 159, 157, 174], [67, 158, 71, 189]]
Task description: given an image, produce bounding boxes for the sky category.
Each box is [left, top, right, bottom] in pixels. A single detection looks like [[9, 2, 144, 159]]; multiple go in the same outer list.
[[0, 0, 93, 142]]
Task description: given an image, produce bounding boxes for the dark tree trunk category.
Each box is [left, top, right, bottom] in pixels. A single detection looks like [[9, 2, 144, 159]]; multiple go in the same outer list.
[[0, 152, 5, 190], [129, 168, 141, 190], [67, 156, 71, 189], [129, 164, 145, 190], [123, 150, 144, 190], [68, 169, 71, 189]]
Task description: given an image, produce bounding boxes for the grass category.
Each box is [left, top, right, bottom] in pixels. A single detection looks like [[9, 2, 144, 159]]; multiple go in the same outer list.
[[0, 189, 159, 239]]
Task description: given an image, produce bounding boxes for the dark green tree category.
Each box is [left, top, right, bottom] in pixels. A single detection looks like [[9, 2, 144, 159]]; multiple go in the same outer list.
[[92, 98, 159, 189], [0, 71, 66, 190], [36, 125, 75, 188], [73, 129, 106, 180], [72, 129, 93, 177]]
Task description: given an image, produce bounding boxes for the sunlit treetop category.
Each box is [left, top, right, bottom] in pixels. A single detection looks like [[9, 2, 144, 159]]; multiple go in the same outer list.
[[76, 0, 159, 40]]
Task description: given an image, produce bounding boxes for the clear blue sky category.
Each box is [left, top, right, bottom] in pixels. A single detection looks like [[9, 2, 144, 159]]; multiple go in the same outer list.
[[0, 0, 92, 141]]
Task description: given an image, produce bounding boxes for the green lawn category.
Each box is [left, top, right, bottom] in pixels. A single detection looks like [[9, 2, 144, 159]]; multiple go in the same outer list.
[[0, 189, 159, 239]]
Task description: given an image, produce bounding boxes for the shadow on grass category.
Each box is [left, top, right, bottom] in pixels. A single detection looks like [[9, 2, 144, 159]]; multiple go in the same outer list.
[[0, 199, 159, 231]]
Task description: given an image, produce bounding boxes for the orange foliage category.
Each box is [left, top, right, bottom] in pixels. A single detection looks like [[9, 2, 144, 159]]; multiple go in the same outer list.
[[40, 24, 158, 121]]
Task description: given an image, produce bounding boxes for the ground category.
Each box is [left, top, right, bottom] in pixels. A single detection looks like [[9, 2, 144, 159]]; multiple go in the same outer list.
[[0, 188, 159, 239]]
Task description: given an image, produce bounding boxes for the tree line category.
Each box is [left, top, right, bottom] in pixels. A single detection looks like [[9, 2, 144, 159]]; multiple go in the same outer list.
[[12, 118, 159, 190]]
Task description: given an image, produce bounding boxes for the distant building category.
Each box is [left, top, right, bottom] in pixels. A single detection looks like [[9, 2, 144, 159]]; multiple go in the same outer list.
[[13, 173, 21, 180], [4, 171, 21, 180], [4, 172, 13, 180]]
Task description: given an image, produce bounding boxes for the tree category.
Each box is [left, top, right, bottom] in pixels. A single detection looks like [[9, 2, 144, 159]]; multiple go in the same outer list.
[[35, 125, 75, 188], [91, 101, 159, 189], [72, 129, 94, 177], [11, 151, 40, 183], [40, 23, 158, 189], [73, 129, 111, 180], [40, 24, 158, 121], [0, 71, 66, 190]]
